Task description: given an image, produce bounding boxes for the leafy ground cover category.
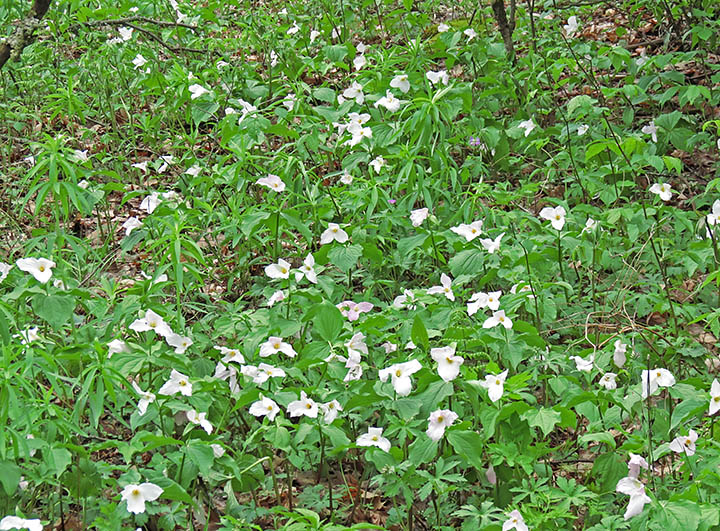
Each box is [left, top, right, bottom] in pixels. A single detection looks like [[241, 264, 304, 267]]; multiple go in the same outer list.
[[1, 0, 720, 529]]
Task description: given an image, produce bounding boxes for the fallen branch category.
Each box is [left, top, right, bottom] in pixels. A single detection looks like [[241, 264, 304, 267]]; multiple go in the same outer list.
[[0, 0, 52, 71]]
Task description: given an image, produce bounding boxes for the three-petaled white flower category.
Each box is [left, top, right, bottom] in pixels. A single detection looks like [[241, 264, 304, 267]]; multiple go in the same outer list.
[[265, 258, 291, 279], [337, 301, 373, 321], [215, 346, 245, 365], [379, 359, 423, 396], [410, 207, 429, 227], [356, 427, 391, 452], [320, 223, 349, 244], [598, 372, 617, 390], [320, 400, 343, 423], [392, 289, 417, 310], [426, 409, 459, 441], [642, 121, 657, 142], [158, 369, 192, 396], [121, 483, 163, 514], [345, 332, 368, 362], [431, 344, 464, 382], [249, 395, 281, 421], [256, 174, 286, 192], [569, 354, 594, 372], [390, 74, 410, 93], [186, 409, 213, 434], [374, 90, 405, 112], [16, 257, 55, 284], [437, 23, 450, 32], [480, 232, 504, 253], [480, 369, 509, 402], [188, 84, 210, 99], [131, 381, 155, 415], [450, 220, 483, 241], [503, 510, 528, 531], [539, 206, 566, 230], [518, 119, 536, 137], [649, 182, 672, 201], [129, 309, 173, 338], [295, 254, 318, 284], [616, 477, 651, 520], [563, 16, 579, 36], [669, 429, 698, 456], [242, 363, 286, 385], [166, 332, 193, 354], [259, 336, 297, 358], [426, 70, 449, 86], [640, 368, 675, 399], [0, 516, 43, 531], [464, 28, 477, 41], [427, 273, 455, 301], [287, 391, 319, 418], [340, 82, 364, 105], [483, 310, 513, 330], [710, 379, 720, 415], [369, 156, 385, 173]]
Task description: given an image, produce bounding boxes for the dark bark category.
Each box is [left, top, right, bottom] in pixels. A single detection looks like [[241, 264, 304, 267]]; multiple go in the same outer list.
[[0, 0, 52, 71], [490, 0, 516, 63]]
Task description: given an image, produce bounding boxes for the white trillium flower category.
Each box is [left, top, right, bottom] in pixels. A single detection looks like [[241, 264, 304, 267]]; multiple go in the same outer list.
[[578, 123, 589, 136], [342, 82, 365, 105], [132, 54, 148, 69], [267, 290, 286, 306], [378, 359, 422, 396], [649, 182, 672, 201], [392, 289, 417, 310], [265, 258, 291, 279], [480, 232, 504, 253], [282, 92, 296, 111], [186, 409, 213, 434], [613, 340, 628, 368], [464, 28, 477, 41], [345, 332, 368, 362], [598, 372, 617, 390], [431, 344, 464, 382], [310, 29, 321, 42], [339, 170, 353, 184], [139, 192, 160, 214], [165, 332, 192, 354], [337, 301, 373, 321], [129, 309, 173, 337], [344, 122, 372, 147], [0, 262, 12, 283], [480, 369, 509, 402], [563, 15, 579, 36], [369, 156, 385, 173], [642, 120, 658, 142], [616, 477, 651, 520], [256, 174, 285, 192], [374, 90, 405, 112], [158, 369, 192, 396], [450, 219, 483, 241], [390, 74, 410, 93], [121, 482, 163, 514], [188, 84, 210, 99], [518, 119, 536, 137], [249, 395, 281, 421], [427, 273, 455, 301], [214, 362, 239, 393], [353, 53, 367, 71], [705, 200, 720, 237], [107, 339, 129, 358], [215, 346, 245, 365], [356, 427, 391, 452], [569, 354, 594, 372], [287, 22, 300, 35], [295, 253, 318, 284], [710, 379, 720, 415], [483, 310, 513, 330], [288, 391, 319, 418], [437, 23, 450, 32], [426, 409, 458, 441], [426, 70, 449, 85], [381, 341, 397, 354], [122, 216, 143, 236], [16, 257, 55, 284], [211, 444, 225, 458], [669, 429, 698, 456], [640, 368, 675, 399], [242, 363, 286, 384], [132, 161, 149, 172], [410, 207, 429, 227], [503, 510, 528, 531], [627, 453, 649, 478], [16, 326, 40, 345], [320, 400, 343, 423], [131, 381, 156, 415], [0, 516, 43, 531], [539, 206, 566, 230], [117, 26, 133, 41], [259, 336, 297, 358], [320, 223, 349, 244]]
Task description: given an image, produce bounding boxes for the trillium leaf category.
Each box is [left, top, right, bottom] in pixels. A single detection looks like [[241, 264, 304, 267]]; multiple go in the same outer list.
[[411, 315, 429, 351], [0, 460, 21, 495], [185, 442, 215, 475], [655, 500, 701, 531], [408, 436, 437, 465], [32, 294, 75, 330], [328, 244, 362, 272], [312, 302, 344, 342], [446, 430, 484, 472], [521, 407, 562, 436]]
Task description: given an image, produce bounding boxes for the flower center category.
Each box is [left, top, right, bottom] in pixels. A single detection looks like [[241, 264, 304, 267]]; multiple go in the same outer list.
[[273, 343, 281, 349], [306, 403, 312, 409], [499, 316, 505, 322], [471, 228, 477, 234], [437, 416, 444, 423], [372, 436, 378, 441], [656, 371, 662, 378], [179, 380, 187, 386], [267, 405, 273, 410], [685, 438, 692, 446], [495, 379, 501, 385], [395, 369, 402, 377], [280, 267, 287, 274], [446, 357, 453, 364], [39, 266, 45, 272], [132, 488, 140, 496]]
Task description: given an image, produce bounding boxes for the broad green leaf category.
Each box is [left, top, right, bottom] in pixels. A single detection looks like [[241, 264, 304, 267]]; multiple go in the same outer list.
[[312, 302, 344, 342], [328, 244, 362, 272], [185, 442, 215, 475], [654, 500, 701, 531], [411, 315, 429, 351], [447, 430, 484, 472], [32, 294, 75, 330], [521, 408, 561, 436]]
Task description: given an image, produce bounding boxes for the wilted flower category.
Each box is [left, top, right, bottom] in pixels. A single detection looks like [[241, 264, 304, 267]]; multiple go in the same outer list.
[[669, 429, 698, 456], [613, 340, 628, 368], [320, 223, 349, 244], [479, 369, 509, 402], [356, 427, 391, 451], [640, 368, 675, 399], [379, 359, 422, 396], [392, 289, 417, 310], [158, 369, 192, 397], [627, 453, 649, 478], [121, 483, 163, 514], [381, 341, 397, 354], [16, 257, 55, 284], [122, 216, 143, 236], [427, 273, 455, 301], [426, 409, 458, 440], [259, 336, 297, 358], [649, 182, 672, 201], [539, 206, 566, 230], [431, 344, 464, 382], [256, 174, 286, 192]]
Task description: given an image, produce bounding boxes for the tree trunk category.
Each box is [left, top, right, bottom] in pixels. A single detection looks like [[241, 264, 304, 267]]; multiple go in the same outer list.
[[490, 0, 516, 63], [0, 0, 52, 71]]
